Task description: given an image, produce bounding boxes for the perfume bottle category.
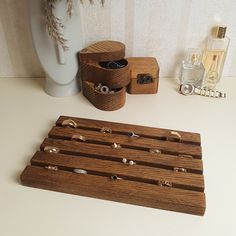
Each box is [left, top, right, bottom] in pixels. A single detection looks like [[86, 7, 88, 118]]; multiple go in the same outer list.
[[202, 26, 230, 90], [180, 48, 205, 87]]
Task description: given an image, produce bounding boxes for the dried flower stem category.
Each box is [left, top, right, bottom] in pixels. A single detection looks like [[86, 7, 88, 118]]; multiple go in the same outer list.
[[43, 0, 104, 51]]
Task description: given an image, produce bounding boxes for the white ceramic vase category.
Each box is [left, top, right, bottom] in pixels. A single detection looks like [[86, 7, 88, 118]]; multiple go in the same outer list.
[[29, 0, 84, 97]]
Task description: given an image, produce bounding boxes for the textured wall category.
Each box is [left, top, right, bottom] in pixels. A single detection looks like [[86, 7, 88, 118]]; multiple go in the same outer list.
[[1, 0, 236, 78], [0, 0, 44, 77]]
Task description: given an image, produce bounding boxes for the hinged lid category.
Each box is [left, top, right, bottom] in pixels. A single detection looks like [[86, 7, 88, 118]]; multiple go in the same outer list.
[[79, 41, 126, 63], [127, 57, 159, 79]]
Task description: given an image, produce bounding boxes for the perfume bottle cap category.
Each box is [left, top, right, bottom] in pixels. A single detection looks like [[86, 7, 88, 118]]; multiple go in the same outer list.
[[186, 48, 202, 66], [191, 54, 199, 64], [216, 26, 227, 38]]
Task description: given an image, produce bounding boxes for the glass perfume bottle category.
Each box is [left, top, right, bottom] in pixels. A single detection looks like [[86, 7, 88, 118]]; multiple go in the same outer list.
[[180, 48, 205, 87], [202, 26, 230, 90]]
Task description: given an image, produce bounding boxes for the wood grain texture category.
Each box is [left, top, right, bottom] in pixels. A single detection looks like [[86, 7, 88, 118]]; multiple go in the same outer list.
[[41, 138, 203, 174], [20, 116, 205, 215], [31, 151, 204, 192], [21, 166, 206, 215], [48, 126, 202, 158], [81, 61, 130, 88], [0, 0, 44, 77], [79, 41, 125, 64], [48, 126, 203, 174], [127, 57, 159, 94], [82, 80, 126, 111], [56, 116, 201, 145]]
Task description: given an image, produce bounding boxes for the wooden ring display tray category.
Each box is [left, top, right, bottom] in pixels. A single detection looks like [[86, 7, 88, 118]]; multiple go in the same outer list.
[[21, 116, 206, 215]]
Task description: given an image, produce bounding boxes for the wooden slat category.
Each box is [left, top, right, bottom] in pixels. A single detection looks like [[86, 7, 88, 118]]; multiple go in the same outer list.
[[31, 151, 204, 192], [49, 126, 202, 158], [49, 126, 203, 172], [21, 166, 206, 215], [41, 138, 203, 173], [56, 116, 201, 145]]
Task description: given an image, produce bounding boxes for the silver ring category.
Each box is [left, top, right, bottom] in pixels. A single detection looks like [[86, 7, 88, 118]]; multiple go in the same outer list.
[[94, 83, 102, 91], [100, 85, 110, 94], [149, 149, 161, 154], [122, 158, 136, 165], [110, 175, 122, 181], [128, 132, 140, 138], [73, 169, 87, 174]]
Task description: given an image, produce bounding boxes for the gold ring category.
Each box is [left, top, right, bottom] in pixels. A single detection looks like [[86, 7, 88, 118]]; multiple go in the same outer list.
[[167, 131, 182, 142], [100, 127, 112, 133], [111, 143, 121, 149], [71, 135, 86, 142], [62, 119, 78, 128], [44, 146, 60, 154]]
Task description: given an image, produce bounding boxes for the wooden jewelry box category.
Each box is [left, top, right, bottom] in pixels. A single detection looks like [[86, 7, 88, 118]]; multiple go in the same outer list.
[[79, 41, 130, 111], [21, 116, 206, 215], [127, 57, 159, 94]]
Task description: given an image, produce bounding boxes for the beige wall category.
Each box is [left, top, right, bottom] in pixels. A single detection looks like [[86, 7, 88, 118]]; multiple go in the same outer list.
[[1, 0, 236, 78], [0, 0, 44, 77]]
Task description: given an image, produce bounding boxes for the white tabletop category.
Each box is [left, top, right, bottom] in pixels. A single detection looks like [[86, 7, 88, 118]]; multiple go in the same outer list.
[[0, 77, 235, 236]]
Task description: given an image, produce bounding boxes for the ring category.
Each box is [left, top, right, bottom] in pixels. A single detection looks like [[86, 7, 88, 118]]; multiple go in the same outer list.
[[122, 158, 136, 165], [111, 143, 121, 149], [73, 169, 87, 174], [94, 83, 102, 91], [158, 180, 172, 187], [71, 135, 86, 142], [173, 167, 187, 172], [149, 149, 161, 154], [100, 127, 112, 133], [100, 85, 110, 94], [128, 132, 140, 138], [45, 165, 58, 171], [110, 175, 122, 181], [167, 131, 182, 142], [62, 119, 78, 128], [44, 146, 60, 154], [178, 154, 193, 159]]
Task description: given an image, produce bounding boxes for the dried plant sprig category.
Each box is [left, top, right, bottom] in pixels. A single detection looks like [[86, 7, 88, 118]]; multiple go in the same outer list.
[[67, 0, 73, 17], [80, 0, 105, 7], [43, 0, 105, 51], [43, 0, 69, 50]]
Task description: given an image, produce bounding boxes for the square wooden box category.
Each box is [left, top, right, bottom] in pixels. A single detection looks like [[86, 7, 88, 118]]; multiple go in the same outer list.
[[127, 57, 159, 94]]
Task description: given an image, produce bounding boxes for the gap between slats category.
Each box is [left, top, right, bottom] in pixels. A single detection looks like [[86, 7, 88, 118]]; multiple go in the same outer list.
[[41, 138, 203, 174], [31, 151, 204, 192], [56, 116, 201, 146], [48, 126, 202, 158]]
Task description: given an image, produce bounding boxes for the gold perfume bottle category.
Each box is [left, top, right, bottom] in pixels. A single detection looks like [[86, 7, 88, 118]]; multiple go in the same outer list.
[[202, 26, 230, 90]]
